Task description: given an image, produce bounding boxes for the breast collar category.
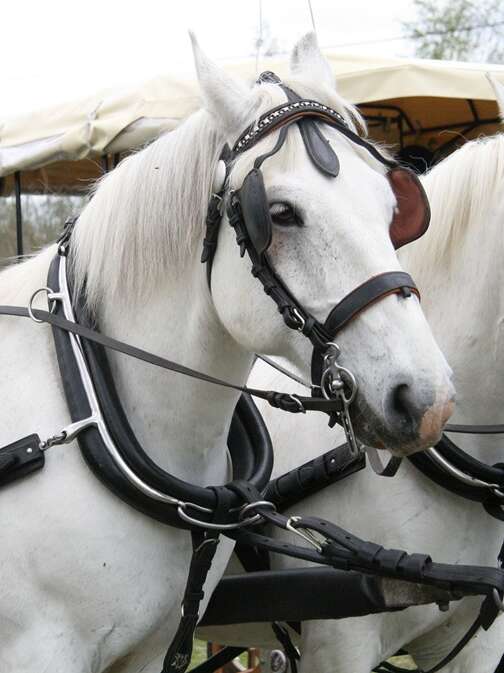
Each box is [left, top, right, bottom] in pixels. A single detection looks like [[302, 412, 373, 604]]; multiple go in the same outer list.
[[47, 253, 273, 529], [201, 72, 428, 453]]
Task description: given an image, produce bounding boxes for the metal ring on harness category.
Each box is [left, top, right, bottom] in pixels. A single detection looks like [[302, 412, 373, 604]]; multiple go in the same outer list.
[[177, 503, 263, 530], [28, 286, 58, 323], [238, 500, 277, 521]]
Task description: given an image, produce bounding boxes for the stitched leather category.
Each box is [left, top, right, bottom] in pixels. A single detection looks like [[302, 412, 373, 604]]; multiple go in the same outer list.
[[311, 271, 419, 384], [280, 81, 339, 177], [46, 255, 274, 527]]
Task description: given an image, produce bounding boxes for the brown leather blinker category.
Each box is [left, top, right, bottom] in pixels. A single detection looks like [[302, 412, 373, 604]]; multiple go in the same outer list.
[[388, 167, 431, 249]]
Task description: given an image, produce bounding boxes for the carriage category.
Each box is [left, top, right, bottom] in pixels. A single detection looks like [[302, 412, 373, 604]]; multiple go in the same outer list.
[[2, 41, 504, 673]]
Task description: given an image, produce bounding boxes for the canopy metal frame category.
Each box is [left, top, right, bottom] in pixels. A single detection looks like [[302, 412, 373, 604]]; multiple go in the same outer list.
[[358, 99, 500, 155], [8, 154, 121, 259]]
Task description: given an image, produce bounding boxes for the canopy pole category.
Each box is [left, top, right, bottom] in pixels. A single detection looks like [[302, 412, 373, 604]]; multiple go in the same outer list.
[[14, 172, 23, 259], [399, 114, 404, 150]]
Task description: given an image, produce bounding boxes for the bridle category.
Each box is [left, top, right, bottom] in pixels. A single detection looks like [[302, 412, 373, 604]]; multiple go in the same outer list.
[[202, 72, 429, 452]]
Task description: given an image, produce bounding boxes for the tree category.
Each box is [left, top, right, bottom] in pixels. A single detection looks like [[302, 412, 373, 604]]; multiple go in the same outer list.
[[403, 0, 504, 62], [0, 194, 85, 265]]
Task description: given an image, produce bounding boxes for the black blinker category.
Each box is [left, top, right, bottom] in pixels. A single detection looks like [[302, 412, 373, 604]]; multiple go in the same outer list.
[[237, 169, 273, 257]]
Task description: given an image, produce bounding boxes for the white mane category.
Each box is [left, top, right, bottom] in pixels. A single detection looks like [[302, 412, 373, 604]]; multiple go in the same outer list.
[[71, 78, 364, 312], [401, 133, 504, 271]]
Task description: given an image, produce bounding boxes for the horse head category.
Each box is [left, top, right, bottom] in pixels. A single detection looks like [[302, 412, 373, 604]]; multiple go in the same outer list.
[[193, 33, 454, 456]]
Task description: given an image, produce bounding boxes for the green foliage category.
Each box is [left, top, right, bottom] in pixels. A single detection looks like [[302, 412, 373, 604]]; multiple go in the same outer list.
[[404, 0, 504, 62], [0, 194, 85, 265]]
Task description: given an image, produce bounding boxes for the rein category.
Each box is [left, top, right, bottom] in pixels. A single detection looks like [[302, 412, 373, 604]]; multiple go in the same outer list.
[[5, 265, 504, 673]]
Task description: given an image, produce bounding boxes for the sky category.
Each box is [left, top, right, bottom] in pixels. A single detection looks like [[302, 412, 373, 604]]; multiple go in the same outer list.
[[1, 0, 417, 118]]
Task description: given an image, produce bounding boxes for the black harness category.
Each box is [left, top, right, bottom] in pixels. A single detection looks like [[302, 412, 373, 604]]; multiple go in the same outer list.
[[1, 73, 504, 673]]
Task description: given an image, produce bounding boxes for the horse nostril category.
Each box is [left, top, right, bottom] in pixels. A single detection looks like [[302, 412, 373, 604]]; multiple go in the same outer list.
[[382, 377, 454, 451], [389, 382, 421, 427]]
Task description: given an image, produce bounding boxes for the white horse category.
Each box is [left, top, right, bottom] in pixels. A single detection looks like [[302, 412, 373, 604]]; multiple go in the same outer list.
[[200, 98, 504, 671], [0, 34, 453, 673]]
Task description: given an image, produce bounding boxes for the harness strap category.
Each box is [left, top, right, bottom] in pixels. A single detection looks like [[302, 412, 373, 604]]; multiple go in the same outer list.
[[322, 272, 418, 335], [161, 530, 220, 673], [264, 441, 365, 511], [188, 647, 246, 673], [224, 482, 504, 607], [0, 434, 45, 487], [0, 305, 340, 416], [271, 622, 300, 673]]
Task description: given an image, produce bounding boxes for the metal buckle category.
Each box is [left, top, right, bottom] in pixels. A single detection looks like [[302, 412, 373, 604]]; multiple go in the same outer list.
[[290, 307, 306, 332], [238, 500, 277, 521], [288, 394, 306, 414], [285, 516, 323, 552], [177, 502, 262, 530]]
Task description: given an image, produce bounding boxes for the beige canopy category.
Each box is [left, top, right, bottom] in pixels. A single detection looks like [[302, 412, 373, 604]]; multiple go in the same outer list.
[[2, 51, 504, 195]]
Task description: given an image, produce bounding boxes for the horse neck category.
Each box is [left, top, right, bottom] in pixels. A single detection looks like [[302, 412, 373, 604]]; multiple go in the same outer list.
[[402, 176, 504, 462], [98, 254, 253, 485]]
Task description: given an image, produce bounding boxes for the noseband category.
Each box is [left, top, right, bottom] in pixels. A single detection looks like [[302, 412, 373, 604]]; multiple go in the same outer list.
[[202, 72, 428, 452]]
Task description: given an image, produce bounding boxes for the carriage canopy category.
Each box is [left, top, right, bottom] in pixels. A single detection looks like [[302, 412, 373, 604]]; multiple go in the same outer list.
[[1, 51, 504, 195]]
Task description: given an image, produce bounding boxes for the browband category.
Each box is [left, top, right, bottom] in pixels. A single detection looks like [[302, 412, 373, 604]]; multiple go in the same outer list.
[[233, 100, 349, 153]]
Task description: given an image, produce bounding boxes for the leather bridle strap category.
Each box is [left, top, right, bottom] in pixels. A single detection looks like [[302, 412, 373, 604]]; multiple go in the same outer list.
[[0, 305, 338, 416], [311, 271, 418, 383], [233, 100, 397, 171], [323, 271, 418, 335], [228, 193, 420, 355]]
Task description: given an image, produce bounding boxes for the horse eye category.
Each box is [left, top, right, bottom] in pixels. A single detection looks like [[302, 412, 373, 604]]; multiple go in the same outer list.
[[269, 202, 302, 227]]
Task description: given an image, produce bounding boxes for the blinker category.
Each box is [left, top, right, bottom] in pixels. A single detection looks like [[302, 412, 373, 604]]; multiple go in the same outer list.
[[388, 168, 430, 249], [238, 169, 273, 256]]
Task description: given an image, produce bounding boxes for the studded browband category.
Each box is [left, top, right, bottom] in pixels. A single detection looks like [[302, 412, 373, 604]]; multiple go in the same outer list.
[[233, 99, 349, 153]]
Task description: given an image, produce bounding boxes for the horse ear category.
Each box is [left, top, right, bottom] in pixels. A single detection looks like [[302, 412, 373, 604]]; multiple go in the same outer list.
[[486, 73, 504, 119], [190, 32, 257, 137], [289, 32, 335, 89]]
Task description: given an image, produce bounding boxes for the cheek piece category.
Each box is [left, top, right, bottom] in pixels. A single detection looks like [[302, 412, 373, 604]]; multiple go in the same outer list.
[[201, 72, 429, 452]]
